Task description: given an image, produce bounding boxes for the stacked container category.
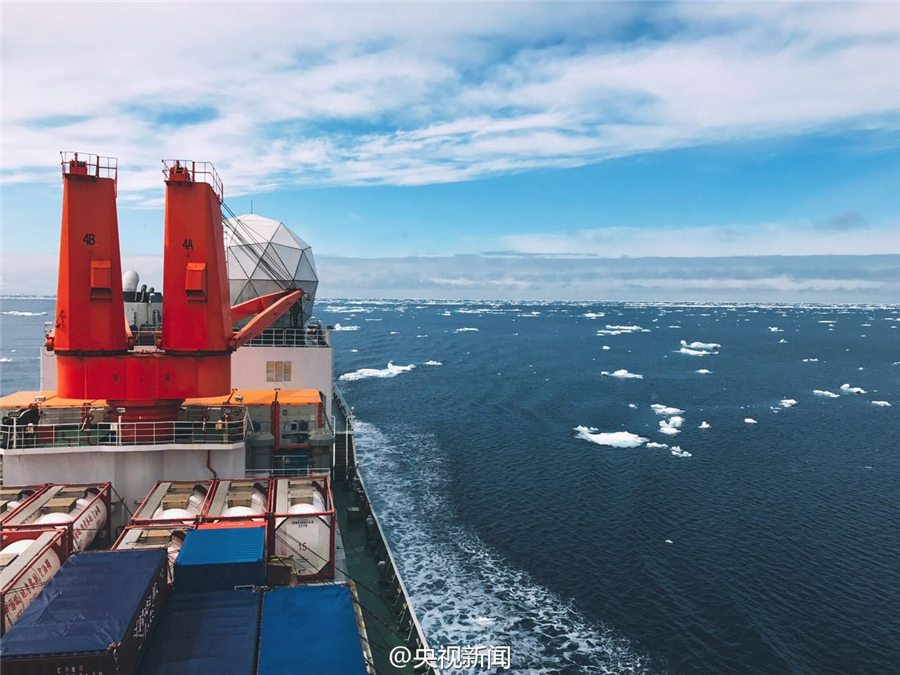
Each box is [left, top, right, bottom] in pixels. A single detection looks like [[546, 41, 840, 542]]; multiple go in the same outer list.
[[270, 476, 335, 580], [173, 525, 267, 592], [0, 549, 168, 674], [0, 529, 69, 635], [113, 525, 195, 582], [0, 485, 48, 524], [2, 483, 111, 552], [132, 480, 213, 525]]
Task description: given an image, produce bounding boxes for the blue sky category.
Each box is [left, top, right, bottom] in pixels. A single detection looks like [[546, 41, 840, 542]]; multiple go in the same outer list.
[[1, 2, 899, 299]]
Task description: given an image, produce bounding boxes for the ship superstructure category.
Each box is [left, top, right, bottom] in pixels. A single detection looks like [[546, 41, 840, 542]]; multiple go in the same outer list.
[[0, 154, 434, 674]]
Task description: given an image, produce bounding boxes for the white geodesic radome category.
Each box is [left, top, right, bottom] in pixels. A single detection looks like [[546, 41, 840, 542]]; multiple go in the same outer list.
[[223, 214, 318, 327]]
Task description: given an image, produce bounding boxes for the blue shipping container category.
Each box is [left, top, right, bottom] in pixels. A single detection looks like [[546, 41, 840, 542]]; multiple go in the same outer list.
[[140, 590, 261, 675], [173, 526, 266, 592], [258, 585, 368, 675], [0, 549, 168, 675]]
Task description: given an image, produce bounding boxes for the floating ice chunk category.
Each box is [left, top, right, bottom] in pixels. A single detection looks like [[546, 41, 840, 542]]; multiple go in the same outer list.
[[699, 421, 711, 429], [1, 310, 47, 316], [602, 345, 611, 350], [768, 327, 783, 332], [628, 403, 638, 409], [840, 384, 867, 395], [679, 347, 715, 356], [583, 312, 605, 319], [744, 418, 758, 424], [780, 399, 798, 408], [814, 390, 840, 398], [680, 340, 720, 350], [669, 325, 681, 329], [696, 369, 712, 374], [574, 426, 648, 448], [390, 331, 400, 335], [332, 323, 359, 331], [818, 320, 836, 324], [872, 400, 892, 407], [350, 349, 359, 353], [0, 357, 11, 363], [472, 616, 496, 627], [441, 311, 451, 316], [652, 404, 684, 416], [416, 334, 429, 338], [424, 360, 443, 366], [802, 358, 819, 363], [601, 369, 643, 379], [339, 362, 416, 381], [670, 446, 692, 458], [646, 442, 669, 449], [597, 325, 647, 336], [454, 327, 479, 333], [779, 339, 787, 343], [665, 539, 673, 544], [659, 417, 683, 435]]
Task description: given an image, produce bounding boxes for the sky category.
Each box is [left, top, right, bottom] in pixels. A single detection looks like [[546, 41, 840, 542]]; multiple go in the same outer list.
[[1, 2, 899, 300]]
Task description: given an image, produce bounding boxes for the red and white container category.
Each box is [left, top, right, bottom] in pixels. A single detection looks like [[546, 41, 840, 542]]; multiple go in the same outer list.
[[0, 485, 48, 524], [131, 480, 213, 526], [270, 476, 335, 580], [113, 525, 195, 582], [2, 483, 111, 553], [0, 528, 70, 635], [202, 478, 271, 525]]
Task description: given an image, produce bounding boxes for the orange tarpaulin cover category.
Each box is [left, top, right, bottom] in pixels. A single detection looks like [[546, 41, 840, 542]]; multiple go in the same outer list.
[[0, 391, 108, 409]]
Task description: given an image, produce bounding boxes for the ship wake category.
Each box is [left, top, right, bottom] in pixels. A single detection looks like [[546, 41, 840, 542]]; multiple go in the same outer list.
[[354, 420, 656, 675]]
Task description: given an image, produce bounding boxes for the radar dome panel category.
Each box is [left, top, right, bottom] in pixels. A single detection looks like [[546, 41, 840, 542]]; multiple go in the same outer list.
[[224, 215, 318, 327]]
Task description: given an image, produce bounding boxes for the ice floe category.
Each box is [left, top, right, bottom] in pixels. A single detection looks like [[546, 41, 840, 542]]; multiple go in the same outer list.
[[574, 427, 648, 448], [651, 404, 684, 416], [814, 390, 840, 398], [699, 421, 711, 429], [1, 311, 47, 316], [696, 369, 712, 374], [679, 347, 715, 356], [601, 369, 643, 379], [744, 418, 758, 424], [659, 417, 683, 435], [768, 327, 784, 332], [670, 446, 692, 458], [0, 357, 12, 363], [681, 340, 720, 350], [424, 360, 443, 366], [597, 325, 648, 336], [840, 384, 867, 394], [583, 312, 605, 319], [602, 345, 611, 350], [646, 442, 668, 449], [872, 400, 892, 407], [331, 323, 359, 331], [780, 399, 798, 408], [339, 362, 415, 381], [454, 327, 479, 333], [802, 358, 819, 363]]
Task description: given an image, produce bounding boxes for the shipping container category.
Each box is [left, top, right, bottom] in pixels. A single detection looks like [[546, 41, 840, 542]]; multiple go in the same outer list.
[[0, 549, 169, 675], [271, 476, 335, 580], [0, 485, 48, 524], [202, 478, 271, 523], [173, 525, 266, 592], [132, 480, 213, 526], [139, 590, 261, 675], [1, 529, 69, 635], [114, 524, 195, 582], [2, 482, 112, 552], [258, 585, 368, 675]]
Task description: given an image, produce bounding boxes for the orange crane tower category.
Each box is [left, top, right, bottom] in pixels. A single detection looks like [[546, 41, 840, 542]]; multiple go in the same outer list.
[[47, 153, 302, 426]]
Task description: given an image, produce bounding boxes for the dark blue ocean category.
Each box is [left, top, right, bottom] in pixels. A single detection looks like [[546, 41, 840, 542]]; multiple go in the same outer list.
[[2, 298, 898, 674]]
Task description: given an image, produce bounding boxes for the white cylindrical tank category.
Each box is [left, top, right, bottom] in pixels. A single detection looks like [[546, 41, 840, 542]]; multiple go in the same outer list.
[[35, 496, 108, 552], [275, 494, 330, 575], [1, 536, 64, 632]]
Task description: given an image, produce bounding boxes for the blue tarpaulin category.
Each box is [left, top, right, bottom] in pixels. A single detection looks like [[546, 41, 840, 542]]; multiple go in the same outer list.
[[258, 585, 368, 675], [0, 549, 167, 657], [173, 526, 266, 592], [139, 590, 261, 675]]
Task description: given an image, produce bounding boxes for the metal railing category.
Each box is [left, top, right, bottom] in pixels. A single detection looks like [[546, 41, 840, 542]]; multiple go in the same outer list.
[[1, 417, 247, 450], [244, 327, 330, 348], [245, 467, 332, 480], [60, 152, 118, 193], [161, 159, 223, 203]]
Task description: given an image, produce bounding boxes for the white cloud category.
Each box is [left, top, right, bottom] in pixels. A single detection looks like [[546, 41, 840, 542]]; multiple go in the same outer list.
[[2, 3, 898, 199]]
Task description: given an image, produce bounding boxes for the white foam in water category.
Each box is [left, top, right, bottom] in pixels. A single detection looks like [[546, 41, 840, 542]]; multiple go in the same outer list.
[[1, 311, 47, 316], [454, 327, 479, 333], [332, 323, 359, 331], [840, 383, 867, 394], [424, 360, 443, 366], [354, 422, 650, 672], [780, 399, 798, 408], [601, 369, 644, 379], [744, 418, 758, 424], [339, 362, 416, 381], [575, 427, 648, 448], [699, 421, 711, 429], [814, 390, 840, 398], [696, 369, 712, 374], [872, 400, 892, 407], [651, 404, 684, 416]]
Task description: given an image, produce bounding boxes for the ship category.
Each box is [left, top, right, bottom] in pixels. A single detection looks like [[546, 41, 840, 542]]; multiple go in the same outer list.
[[0, 153, 436, 674]]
